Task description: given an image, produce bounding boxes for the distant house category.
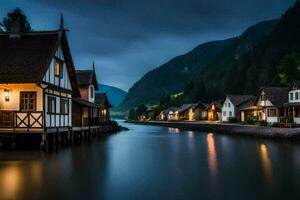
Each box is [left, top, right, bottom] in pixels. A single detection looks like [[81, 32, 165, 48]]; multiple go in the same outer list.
[[159, 107, 180, 121], [221, 95, 254, 122], [193, 102, 209, 120], [250, 87, 288, 123], [95, 93, 113, 124], [177, 104, 197, 121], [205, 100, 222, 121], [73, 67, 100, 128], [283, 81, 300, 124]]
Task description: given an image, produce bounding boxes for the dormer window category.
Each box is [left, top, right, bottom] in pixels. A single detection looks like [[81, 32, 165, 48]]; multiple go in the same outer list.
[[296, 92, 299, 100], [90, 86, 94, 98], [55, 59, 63, 78], [290, 92, 294, 101]]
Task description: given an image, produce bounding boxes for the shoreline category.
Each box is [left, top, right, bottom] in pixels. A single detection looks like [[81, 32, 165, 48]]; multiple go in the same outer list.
[[126, 120, 300, 141]]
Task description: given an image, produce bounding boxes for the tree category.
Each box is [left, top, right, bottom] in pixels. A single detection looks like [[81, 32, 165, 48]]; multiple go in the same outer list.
[[128, 108, 136, 120], [135, 104, 148, 117], [1, 8, 32, 32]]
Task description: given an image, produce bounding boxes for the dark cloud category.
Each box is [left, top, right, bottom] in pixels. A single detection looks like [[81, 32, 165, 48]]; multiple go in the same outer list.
[[0, 0, 294, 90]]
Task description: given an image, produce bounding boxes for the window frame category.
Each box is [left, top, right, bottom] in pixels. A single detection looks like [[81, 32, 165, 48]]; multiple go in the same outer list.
[[54, 58, 63, 78], [47, 96, 56, 114], [60, 99, 69, 115], [90, 85, 94, 99], [20, 92, 37, 112]]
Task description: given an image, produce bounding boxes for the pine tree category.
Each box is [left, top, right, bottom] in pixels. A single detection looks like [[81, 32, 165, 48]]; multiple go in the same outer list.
[[1, 8, 32, 32]]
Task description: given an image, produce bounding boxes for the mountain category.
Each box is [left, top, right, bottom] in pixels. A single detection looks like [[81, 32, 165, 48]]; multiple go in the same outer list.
[[119, 1, 300, 111], [98, 84, 127, 107]]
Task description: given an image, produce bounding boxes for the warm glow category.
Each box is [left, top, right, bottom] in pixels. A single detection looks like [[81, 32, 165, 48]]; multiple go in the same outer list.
[[259, 144, 272, 185], [212, 105, 215, 110], [207, 133, 218, 177], [3, 89, 10, 101], [55, 61, 61, 77], [0, 164, 22, 200]]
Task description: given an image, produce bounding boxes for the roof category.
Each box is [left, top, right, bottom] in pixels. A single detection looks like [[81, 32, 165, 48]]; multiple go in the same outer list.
[[178, 103, 197, 113], [204, 100, 222, 112], [289, 80, 300, 90], [222, 95, 254, 106], [0, 30, 80, 97], [253, 87, 289, 106], [73, 97, 100, 108], [163, 107, 180, 115], [95, 93, 113, 108], [76, 69, 99, 90]]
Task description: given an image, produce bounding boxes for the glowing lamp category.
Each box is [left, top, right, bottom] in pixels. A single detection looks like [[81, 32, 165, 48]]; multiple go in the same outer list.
[[4, 89, 10, 102]]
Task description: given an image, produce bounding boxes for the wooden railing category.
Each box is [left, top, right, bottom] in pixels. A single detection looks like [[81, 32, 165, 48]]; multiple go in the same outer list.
[[0, 111, 43, 129]]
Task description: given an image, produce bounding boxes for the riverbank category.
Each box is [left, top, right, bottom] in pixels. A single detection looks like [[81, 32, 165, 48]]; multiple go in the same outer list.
[[127, 120, 300, 140]]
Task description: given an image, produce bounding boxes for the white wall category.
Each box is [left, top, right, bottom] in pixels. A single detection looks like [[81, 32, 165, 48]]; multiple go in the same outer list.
[[294, 117, 300, 124], [288, 89, 300, 103], [266, 117, 278, 123], [88, 85, 95, 103], [221, 97, 235, 122], [42, 45, 72, 91], [255, 91, 273, 107]]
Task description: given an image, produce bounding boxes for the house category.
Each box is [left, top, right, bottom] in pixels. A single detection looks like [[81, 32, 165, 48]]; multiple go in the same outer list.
[[283, 81, 300, 124], [193, 102, 209, 120], [95, 93, 113, 125], [0, 16, 79, 143], [159, 107, 180, 121], [205, 100, 222, 121], [177, 104, 197, 121], [72, 66, 100, 129], [250, 87, 288, 123], [221, 95, 254, 122]]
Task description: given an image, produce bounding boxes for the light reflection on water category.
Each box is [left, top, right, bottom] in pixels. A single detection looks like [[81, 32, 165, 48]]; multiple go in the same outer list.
[[258, 144, 272, 185], [0, 121, 300, 200], [207, 133, 218, 177]]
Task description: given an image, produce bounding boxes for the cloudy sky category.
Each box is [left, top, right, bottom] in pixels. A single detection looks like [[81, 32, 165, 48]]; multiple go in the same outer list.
[[0, 0, 294, 91]]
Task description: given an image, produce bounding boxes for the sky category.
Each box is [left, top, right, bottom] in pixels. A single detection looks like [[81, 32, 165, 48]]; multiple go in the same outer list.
[[0, 0, 295, 91]]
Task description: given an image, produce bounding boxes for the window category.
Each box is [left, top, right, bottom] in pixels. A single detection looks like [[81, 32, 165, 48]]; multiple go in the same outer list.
[[223, 111, 226, 116], [60, 99, 69, 114], [20, 92, 36, 111], [224, 103, 227, 107], [296, 92, 299, 100], [260, 94, 267, 101], [290, 92, 294, 101], [267, 108, 277, 117], [55, 59, 63, 78], [90, 86, 94, 98], [229, 111, 232, 117], [48, 96, 56, 114], [228, 103, 231, 107]]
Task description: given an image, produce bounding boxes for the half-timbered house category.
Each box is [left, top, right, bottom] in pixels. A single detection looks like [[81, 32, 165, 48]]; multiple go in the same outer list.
[[0, 16, 80, 144]]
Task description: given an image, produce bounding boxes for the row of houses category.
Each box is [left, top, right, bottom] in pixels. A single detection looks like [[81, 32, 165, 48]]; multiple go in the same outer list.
[[0, 16, 113, 148], [155, 82, 300, 126]]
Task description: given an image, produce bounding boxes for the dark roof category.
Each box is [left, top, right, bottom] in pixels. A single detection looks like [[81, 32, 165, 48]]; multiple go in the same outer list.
[[289, 80, 300, 90], [204, 100, 222, 111], [0, 30, 80, 97], [222, 95, 254, 106], [76, 70, 99, 90], [73, 97, 100, 108], [253, 87, 289, 106], [95, 93, 113, 108], [178, 104, 197, 113]]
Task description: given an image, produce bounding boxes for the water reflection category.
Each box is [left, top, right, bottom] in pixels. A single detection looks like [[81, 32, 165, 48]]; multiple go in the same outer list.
[[258, 144, 272, 185], [207, 133, 218, 177], [168, 127, 180, 134], [0, 164, 23, 200]]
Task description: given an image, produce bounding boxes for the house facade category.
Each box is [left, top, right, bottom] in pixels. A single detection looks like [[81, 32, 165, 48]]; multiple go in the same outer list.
[[177, 104, 197, 121], [251, 87, 288, 124], [284, 81, 300, 124], [193, 102, 208, 121], [0, 17, 79, 136], [95, 93, 113, 124], [205, 101, 222, 121], [221, 95, 254, 122]]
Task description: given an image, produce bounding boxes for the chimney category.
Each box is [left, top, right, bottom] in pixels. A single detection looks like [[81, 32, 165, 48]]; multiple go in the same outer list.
[[9, 15, 24, 38]]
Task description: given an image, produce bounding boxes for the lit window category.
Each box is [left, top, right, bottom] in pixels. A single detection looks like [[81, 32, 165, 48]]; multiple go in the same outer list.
[[55, 59, 63, 77]]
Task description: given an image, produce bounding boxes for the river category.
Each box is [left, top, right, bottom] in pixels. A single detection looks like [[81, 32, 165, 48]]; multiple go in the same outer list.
[[0, 121, 300, 200]]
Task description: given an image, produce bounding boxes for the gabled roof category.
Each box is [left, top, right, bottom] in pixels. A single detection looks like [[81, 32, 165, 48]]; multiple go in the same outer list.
[[289, 80, 300, 90], [221, 95, 254, 106], [253, 87, 289, 106], [0, 29, 80, 97], [163, 107, 180, 115], [178, 103, 197, 113], [76, 69, 99, 90], [204, 100, 222, 112], [95, 93, 113, 108]]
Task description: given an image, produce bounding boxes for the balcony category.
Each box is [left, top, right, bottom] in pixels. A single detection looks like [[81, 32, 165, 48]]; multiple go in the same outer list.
[[0, 111, 43, 132]]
